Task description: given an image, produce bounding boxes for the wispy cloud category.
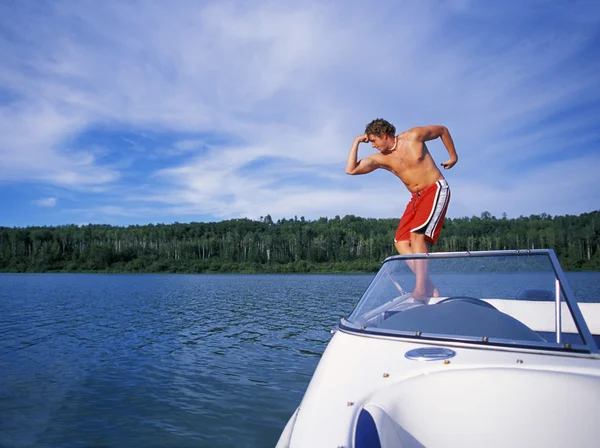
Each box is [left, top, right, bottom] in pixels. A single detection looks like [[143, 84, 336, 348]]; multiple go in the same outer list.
[[33, 197, 57, 208], [1, 0, 599, 226]]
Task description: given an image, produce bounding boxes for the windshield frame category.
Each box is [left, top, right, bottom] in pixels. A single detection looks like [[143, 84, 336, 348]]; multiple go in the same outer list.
[[341, 249, 599, 355]]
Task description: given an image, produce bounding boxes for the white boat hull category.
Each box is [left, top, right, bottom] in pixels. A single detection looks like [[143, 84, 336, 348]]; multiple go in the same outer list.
[[278, 327, 600, 447]]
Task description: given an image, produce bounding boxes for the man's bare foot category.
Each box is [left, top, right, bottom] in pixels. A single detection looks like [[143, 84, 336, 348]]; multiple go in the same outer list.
[[411, 288, 428, 301], [426, 277, 440, 297]]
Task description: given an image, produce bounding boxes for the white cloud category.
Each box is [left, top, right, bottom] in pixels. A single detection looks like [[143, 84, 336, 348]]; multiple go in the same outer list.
[[0, 0, 599, 225]]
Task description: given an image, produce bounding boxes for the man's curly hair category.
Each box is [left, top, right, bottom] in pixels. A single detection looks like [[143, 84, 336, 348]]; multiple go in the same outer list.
[[365, 118, 396, 138]]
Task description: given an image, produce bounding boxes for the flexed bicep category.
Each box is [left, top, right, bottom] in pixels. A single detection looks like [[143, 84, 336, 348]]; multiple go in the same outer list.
[[346, 156, 380, 175]]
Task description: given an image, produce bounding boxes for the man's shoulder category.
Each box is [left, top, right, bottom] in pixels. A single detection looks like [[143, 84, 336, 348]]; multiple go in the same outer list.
[[400, 125, 443, 142], [402, 126, 426, 139], [369, 152, 392, 169], [369, 152, 386, 163]]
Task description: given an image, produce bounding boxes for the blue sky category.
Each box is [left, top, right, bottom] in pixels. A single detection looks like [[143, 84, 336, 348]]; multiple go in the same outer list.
[[1, 0, 599, 227]]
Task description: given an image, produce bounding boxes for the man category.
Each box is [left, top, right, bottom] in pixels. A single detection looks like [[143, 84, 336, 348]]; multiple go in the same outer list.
[[345, 118, 458, 299]]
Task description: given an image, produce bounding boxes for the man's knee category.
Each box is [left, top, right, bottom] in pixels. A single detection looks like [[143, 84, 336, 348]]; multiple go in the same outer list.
[[395, 239, 411, 254]]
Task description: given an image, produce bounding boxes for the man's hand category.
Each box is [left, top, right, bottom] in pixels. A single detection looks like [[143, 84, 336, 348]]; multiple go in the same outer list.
[[355, 133, 369, 143], [441, 158, 458, 170]]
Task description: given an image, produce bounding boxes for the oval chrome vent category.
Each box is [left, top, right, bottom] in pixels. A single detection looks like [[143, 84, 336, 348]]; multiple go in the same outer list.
[[405, 347, 456, 361]]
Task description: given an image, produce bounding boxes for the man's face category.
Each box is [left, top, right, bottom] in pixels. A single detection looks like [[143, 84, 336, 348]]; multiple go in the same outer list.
[[367, 134, 392, 153]]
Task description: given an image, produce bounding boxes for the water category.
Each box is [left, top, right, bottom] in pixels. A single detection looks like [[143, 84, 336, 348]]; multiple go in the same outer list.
[[1, 272, 599, 447], [0, 274, 369, 448]]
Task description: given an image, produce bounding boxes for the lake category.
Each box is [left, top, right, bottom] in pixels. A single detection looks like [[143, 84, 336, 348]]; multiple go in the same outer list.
[[1, 272, 599, 448]]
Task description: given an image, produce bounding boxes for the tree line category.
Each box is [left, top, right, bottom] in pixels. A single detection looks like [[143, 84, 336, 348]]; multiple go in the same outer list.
[[0, 210, 598, 273]]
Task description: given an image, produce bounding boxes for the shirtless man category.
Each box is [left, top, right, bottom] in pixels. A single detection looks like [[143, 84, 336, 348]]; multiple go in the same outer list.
[[345, 118, 458, 299]]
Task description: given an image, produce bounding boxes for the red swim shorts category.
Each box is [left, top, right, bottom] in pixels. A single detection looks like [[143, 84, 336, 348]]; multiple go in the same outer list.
[[394, 179, 451, 245]]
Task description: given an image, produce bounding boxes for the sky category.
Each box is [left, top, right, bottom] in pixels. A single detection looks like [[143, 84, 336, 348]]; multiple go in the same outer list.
[[1, 0, 599, 228]]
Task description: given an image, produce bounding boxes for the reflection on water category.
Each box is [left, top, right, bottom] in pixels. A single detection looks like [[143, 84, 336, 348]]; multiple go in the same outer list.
[[0, 271, 597, 447]]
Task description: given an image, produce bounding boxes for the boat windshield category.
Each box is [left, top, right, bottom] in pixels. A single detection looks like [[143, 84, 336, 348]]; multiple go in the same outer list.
[[345, 250, 598, 353]]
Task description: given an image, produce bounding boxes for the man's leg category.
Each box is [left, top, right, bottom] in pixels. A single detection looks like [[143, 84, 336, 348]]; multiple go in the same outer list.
[[410, 233, 429, 299], [395, 239, 418, 273], [395, 235, 438, 299]]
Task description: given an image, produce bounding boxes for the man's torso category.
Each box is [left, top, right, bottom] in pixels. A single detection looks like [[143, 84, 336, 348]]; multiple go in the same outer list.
[[372, 138, 444, 193]]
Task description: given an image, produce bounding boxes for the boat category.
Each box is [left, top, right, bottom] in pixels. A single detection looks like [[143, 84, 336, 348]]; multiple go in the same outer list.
[[276, 249, 600, 448]]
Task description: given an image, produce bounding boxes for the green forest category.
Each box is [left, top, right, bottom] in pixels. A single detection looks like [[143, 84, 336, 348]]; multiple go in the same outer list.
[[1, 210, 599, 273]]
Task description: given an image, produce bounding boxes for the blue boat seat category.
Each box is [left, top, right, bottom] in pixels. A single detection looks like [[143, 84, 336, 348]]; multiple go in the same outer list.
[[378, 300, 545, 342]]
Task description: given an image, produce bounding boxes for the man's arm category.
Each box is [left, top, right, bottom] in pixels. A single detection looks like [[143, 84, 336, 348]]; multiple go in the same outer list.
[[407, 125, 458, 169], [346, 134, 380, 175]]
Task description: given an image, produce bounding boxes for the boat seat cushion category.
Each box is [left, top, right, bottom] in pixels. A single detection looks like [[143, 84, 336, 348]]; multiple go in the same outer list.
[[378, 300, 545, 342]]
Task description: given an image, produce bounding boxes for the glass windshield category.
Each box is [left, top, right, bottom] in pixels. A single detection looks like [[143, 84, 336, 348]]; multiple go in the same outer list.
[[346, 251, 596, 351]]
